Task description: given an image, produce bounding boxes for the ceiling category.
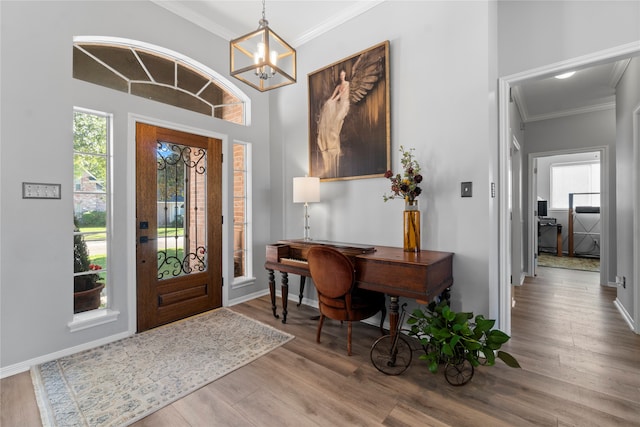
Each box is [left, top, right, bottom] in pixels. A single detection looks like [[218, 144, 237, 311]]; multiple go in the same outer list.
[[151, 1, 383, 47], [153, 0, 633, 123], [511, 59, 631, 123]]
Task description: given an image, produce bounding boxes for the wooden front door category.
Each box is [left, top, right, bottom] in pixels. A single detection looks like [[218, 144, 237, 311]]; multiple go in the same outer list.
[[136, 123, 222, 332]]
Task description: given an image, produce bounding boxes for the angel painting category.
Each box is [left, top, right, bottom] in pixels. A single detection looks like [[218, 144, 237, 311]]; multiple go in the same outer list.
[[308, 41, 390, 180]]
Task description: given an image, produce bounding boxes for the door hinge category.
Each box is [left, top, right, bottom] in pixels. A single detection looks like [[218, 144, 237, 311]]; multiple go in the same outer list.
[[222, 277, 224, 287], [221, 153, 223, 162], [221, 215, 224, 224]]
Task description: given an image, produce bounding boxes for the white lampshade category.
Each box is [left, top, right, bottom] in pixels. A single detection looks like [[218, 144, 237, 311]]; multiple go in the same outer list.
[[293, 176, 320, 203]]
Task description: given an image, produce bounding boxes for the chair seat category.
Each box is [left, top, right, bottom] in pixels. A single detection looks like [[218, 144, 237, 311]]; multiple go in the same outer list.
[[307, 246, 386, 355]]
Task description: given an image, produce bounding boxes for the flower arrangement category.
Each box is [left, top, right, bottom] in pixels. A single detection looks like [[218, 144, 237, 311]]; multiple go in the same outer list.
[[383, 145, 423, 203]]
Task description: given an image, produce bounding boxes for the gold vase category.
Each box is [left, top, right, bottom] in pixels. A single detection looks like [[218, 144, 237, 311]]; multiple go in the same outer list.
[[403, 200, 420, 252]]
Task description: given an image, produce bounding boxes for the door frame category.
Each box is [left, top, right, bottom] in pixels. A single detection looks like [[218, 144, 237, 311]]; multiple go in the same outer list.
[[526, 147, 608, 286], [510, 135, 524, 287], [498, 41, 640, 335], [127, 114, 230, 334]]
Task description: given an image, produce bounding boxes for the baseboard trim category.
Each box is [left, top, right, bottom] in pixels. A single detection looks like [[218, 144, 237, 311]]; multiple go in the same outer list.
[[227, 288, 270, 306], [0, 330, 131, 379], [613, 297, 637, 333]]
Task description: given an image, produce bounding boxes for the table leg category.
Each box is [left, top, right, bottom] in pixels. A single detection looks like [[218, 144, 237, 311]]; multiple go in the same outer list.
[[297, 276, 306, 307], [556, 224, 563, 257], [388, 295, 400, 336], [267, 269, 279, 319], [281, 272, 289, 324]]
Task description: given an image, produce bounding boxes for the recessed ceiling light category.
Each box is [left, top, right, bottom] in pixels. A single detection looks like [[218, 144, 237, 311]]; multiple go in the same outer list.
[[555, 71, 576, 79]]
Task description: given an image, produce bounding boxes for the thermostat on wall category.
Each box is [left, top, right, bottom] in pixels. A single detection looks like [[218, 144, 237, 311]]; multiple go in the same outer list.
[[22, 182, 61, 199]]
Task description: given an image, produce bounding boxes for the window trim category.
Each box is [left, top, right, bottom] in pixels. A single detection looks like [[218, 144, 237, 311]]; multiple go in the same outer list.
[[232, 141, 255, 287], [70, 107, 118, 330]]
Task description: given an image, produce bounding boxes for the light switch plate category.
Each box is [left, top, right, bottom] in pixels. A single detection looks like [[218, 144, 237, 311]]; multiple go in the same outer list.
[[22, 182, 61, 199], [461, 182, 472, 197]]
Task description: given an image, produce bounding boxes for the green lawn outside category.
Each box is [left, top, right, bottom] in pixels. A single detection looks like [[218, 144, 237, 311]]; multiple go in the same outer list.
[[79, 227, 184, 241]]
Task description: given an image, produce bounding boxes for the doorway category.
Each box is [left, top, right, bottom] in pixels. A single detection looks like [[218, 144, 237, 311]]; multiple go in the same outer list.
[[529, 150, 603, 277], [136, 123, 223, 332], [498, 43, 640, 335]]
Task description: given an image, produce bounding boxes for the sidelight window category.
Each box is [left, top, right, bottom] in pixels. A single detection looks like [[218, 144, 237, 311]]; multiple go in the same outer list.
[[73, 108, 111, 314], [233, 142, 252, 280]]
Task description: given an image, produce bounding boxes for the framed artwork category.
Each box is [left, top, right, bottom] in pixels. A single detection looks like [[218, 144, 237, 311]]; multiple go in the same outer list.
[[308, 41, 390, 181]]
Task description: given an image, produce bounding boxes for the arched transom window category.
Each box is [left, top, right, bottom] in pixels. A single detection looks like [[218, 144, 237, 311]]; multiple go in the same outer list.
[[73, 36, 249, 125]]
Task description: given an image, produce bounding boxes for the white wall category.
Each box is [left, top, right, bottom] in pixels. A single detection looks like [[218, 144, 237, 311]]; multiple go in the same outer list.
[[498, 1, 640, 77], [0, 1, 272, 372], [615, 56, 640, 317], [270, 1, 499, 317]]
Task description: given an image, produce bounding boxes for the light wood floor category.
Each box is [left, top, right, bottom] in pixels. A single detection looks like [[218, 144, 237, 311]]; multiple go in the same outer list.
[[2, 266, 639, 426]]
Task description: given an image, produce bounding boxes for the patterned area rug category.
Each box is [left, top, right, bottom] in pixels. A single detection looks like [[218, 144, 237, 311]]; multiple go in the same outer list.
[[538, 253, 600, 272], [31, 308, 294, 427]]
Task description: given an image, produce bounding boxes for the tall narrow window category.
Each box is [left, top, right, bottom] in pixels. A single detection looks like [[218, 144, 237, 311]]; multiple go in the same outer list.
[[233, 143, 252, 280], [73, 109, 111, 314], [550, 161, 600, 209]]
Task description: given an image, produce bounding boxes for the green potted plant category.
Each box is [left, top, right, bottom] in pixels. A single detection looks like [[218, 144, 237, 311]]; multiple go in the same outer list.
[[74, 216, 104, 313], [407, 300, 520, 385]]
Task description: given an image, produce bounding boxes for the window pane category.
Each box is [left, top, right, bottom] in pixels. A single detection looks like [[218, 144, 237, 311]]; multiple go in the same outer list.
[[233, 144, 247, 278], [157, 141, 207, 279], [233, 170, 244, 197], [550, 162, 600, 209], [73, 109, 109, 314], [74, 194, 107, 228], [73, 112, 107, 154], [74, 154, 107, 192]]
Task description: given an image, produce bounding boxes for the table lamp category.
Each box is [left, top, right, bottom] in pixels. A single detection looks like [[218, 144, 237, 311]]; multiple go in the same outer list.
[[293, 176, 320, 241]]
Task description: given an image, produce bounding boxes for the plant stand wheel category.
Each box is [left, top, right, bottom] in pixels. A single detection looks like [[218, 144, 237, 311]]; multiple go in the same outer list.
[[444, 359, 474, 386], [370, 334, 412, 376]]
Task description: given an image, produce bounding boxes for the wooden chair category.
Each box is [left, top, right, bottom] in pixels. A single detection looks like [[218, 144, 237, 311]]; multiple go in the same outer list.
[[307, 246, 386, 356]]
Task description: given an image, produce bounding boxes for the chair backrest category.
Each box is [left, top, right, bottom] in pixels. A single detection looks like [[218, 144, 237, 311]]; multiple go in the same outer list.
[[307, 246, 355, 299]]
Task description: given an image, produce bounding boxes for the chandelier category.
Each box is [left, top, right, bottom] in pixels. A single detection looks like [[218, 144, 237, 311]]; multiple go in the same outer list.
[[229, 0, 297, 92]]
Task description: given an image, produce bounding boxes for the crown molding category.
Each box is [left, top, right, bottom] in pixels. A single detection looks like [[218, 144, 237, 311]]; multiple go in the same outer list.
[[151, 1, 385, 46], [150, 1, 236, 41], [524, 100, 615, 123], [293, 1, 385, 47], [609, 58, 631, 88]]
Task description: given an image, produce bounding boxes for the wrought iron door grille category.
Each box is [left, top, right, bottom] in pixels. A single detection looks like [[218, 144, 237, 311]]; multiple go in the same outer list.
[[156, 140, 207, 279]]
